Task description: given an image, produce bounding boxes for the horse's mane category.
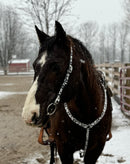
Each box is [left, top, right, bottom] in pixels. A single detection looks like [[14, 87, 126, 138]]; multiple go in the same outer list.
[[69, 36, 103, 113], [69, 36, 99, 87], [69, 36, 94, 65]]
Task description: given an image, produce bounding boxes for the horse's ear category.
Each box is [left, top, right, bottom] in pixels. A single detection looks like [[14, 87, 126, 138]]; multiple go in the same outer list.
[[35, 25, 49, 44], [55, 21, 66, 42]]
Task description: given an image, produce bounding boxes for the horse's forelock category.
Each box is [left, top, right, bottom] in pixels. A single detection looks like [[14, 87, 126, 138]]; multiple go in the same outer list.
[[38, 51, 47, 67]]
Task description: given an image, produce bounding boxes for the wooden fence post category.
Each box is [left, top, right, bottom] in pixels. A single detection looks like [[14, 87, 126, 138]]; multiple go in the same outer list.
[[124, 63, 130, 111]]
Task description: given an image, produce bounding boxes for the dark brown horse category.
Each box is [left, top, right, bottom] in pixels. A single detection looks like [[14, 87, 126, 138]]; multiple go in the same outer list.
[[22, 21, 112, 164]]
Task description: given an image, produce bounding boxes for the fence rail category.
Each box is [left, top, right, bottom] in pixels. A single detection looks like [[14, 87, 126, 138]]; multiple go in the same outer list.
[[120, 65, 130, 116], [97, 63, 123, 95], [96, 62, 130, 116]]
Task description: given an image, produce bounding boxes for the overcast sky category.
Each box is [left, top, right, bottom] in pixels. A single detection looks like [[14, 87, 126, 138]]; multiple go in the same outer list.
[[73, 0, 124, 25], [0, 0, 125, 26]]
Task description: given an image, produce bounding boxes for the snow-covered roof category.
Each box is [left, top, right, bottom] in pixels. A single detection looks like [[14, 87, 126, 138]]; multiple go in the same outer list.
[[9, 59, 30, 64]]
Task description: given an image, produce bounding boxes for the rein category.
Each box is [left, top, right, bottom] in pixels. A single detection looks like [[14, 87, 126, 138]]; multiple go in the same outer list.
[[46, 43, 107, 160]]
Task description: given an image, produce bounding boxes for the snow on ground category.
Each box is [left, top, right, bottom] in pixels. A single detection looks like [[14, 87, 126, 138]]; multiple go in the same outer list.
[[97, 98, 130, 164], [0, 83, 14, 86], [20, 153, 44, 164], [0, 91, 27, 99], [98, 126, 130, 164]]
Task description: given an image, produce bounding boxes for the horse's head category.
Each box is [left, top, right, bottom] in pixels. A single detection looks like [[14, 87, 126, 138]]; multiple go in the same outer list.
[[22, 21, 81, 127]]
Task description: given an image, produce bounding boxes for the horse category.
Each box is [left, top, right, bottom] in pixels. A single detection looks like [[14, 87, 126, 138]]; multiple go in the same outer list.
[[22, 21, 112, 164]]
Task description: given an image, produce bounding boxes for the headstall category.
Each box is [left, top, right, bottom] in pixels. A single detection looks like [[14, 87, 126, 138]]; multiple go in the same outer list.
[[46, 43, 107, 160], [47, 45, 73, 116]]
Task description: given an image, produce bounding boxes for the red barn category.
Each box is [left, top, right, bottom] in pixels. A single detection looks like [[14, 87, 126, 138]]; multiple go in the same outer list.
[[9, 59, 30, 72]]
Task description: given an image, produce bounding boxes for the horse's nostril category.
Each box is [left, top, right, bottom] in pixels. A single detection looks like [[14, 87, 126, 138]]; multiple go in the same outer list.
[[32, 113, 37, 124]]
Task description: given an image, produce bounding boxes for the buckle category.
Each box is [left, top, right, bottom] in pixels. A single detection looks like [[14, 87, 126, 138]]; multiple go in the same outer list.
[[47, 103, 56, 116]]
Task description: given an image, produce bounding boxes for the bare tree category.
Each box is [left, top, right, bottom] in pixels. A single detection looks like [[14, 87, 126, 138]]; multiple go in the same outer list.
[[79, 22, 98, 52], [95, 21, 129, 64], [124, 0, 130, 62], [0, 5, 20, 75], [21, 0, 75, 34], [108, 23, 118, 62], [98, 27, 106, 64], [118, 22, 129, 63], [124, 0, 130, 26], [0, 4, 33, 75], [16, 31, 38, 63]]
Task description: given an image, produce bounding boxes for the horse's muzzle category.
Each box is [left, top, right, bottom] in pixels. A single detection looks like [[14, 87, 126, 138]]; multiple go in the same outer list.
[[24, 113, 43, 127]]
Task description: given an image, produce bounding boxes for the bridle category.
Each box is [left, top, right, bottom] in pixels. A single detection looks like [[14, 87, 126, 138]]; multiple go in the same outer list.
[[46, 42, 107, 160], [47, 45, 73, 116]]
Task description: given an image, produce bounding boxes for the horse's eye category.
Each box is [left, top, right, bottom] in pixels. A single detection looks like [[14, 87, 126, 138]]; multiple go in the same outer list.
[[50, 64, 59, 72], [34, 64, 41, 73]]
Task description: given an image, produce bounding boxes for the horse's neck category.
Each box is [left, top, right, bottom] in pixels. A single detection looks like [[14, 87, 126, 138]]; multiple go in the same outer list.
[[74, 64, 104, 123]]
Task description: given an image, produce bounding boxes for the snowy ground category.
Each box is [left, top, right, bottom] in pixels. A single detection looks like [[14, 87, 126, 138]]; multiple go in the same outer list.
[[0, 91, 28, 99], [97, 98, 130, 164], [0, 87, 130, 164]]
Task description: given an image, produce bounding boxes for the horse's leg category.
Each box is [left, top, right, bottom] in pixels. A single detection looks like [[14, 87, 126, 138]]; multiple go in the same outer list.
[[84, 142, 105, 164], [57, 143, 74, 164], [59, 151, 73, 164]]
